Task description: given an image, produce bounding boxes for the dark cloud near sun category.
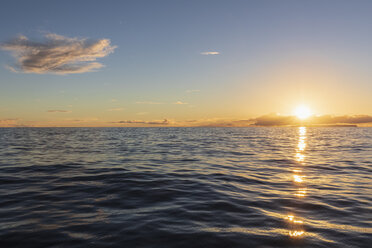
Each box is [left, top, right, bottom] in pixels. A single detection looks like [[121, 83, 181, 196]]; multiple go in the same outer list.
[[112, 115, 372, 127], [1, 33, 116, 74], [251, 114, 296, 126], [250, 113, 372, 127], [310, 115, 372, 124]]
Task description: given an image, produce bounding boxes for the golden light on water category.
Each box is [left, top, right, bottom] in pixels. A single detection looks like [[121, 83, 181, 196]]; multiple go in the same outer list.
[[287, 215, 295, 221], [289, 230, 305, 237], [295, 153, 305, 162], [295, 126, 307, 163], [287, 214, 305, 238], [298, 141, 306, 151], [293, 174, 304, 183], [297, 127, 307, 151], [299, 126, 306, 135], [288, 127, 308, 239], [295, 188, 307, 197]]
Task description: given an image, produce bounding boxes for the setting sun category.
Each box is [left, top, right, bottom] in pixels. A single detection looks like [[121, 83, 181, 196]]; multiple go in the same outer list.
[[294, 105, 312, 120]]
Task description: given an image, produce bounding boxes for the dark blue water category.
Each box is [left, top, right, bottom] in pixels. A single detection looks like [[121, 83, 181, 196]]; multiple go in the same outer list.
[[0, 127, 371, 247]]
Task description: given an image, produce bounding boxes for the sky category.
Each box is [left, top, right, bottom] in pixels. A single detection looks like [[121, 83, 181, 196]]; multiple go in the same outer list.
[[1, 0, 372, 127]]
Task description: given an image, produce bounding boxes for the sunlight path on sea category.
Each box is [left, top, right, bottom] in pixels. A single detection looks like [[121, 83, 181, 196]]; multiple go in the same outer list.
[[287, 127, 307, 239]]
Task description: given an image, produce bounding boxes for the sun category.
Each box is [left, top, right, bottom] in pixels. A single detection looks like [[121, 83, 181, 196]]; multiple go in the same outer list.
[[294, 105, 312, 120]]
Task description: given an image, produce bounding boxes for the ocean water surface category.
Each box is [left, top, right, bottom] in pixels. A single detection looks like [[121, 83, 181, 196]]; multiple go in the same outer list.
[[0, 127, 371, 247]]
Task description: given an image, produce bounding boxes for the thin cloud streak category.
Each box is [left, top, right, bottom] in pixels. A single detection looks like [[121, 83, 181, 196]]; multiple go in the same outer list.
[[135, 101, 164, 105], [174, 101, 188, 105], [0, 118, 20, 127], [186, 89, 200, 93], [47, 110, 71, 113], [201, 51, 219, 55], [114, 119, 169, 125], [1, 33, 116, 74], [107, 108, 124, 112]]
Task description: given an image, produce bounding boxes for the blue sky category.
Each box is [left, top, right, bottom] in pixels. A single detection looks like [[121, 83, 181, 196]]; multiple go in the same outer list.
[[1, 0, 372, 126]]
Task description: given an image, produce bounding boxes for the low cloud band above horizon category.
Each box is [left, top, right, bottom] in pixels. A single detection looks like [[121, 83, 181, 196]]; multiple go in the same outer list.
[[2, 114, 372, 127], [250, 114, 372, 127]]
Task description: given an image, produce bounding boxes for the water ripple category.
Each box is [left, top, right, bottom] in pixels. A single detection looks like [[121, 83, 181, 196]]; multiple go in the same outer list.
[[0, 127, 371, 247]]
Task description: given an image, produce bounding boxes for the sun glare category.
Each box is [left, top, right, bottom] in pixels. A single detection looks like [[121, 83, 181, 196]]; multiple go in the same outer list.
[[294, 105, 311, 120]]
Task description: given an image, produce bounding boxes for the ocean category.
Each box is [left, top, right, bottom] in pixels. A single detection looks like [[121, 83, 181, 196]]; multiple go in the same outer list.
[[0, 127, 371, 247]]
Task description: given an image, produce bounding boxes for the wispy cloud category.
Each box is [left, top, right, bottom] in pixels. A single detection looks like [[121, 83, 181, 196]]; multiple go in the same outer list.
[[174, 101, 188, 105], [64, 118, 99, 123], [1, 33, 116, 74], [114, 119, 169, 125], [135, 101, 164, 105], [201, 51, 219, 55], [47, 110, 71, 113], [186, 89, 200, 93], [251, 114, 295, 126], [0, 118, 20, 127], [107, 108, 124, 112]]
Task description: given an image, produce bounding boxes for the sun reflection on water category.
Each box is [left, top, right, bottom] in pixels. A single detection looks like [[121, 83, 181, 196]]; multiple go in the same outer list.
[[289, 230, 305, 237], [295, 153, 305, 162], [287, 215, 304, 224], [298, 138, 306, 151], [288, 127, 308, 239], [286, 214, 305, 237], [295, 188, 307, 197], [299, 126, 306, 135], [295, 126, 307, 163], [293, 174, 304, 183]]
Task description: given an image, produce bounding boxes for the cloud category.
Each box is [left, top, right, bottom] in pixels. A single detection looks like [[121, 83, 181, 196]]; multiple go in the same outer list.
[[311, 115, 372, 124], [114, 119, 169, 125], [0, 118, 32, 127], [64, 118, 99, 123], [174, 101, 188, 105], [1, 33, 116, 74], [186, 89, 200, 93], [135, 101, 164, 105], [201, 51, 219, 55], [250, 113, 372, 127], [195, 119, 253, 127], [0, 118, 20, 127], [107, 108, 124, 112], [251, 114, 296, 126], [47, 110, 71, 113], [175, 114, 372, 127]]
